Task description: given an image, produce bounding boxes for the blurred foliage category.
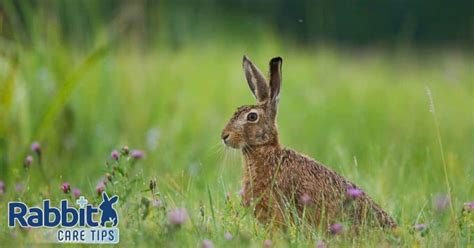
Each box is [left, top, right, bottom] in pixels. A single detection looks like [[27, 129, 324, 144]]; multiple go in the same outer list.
[[1, 0, 473, 48]]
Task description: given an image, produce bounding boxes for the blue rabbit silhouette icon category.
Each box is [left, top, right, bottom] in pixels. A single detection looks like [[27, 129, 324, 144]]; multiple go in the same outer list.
[[98, 192, 118, 227]]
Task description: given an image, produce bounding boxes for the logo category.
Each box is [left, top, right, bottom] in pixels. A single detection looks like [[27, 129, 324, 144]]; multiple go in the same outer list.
[[8, 192, 119, 244]]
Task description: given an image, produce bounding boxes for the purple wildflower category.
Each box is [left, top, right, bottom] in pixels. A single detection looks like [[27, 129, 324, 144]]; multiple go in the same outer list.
[[24, 155, 33, 168], [201, 239, 214, 248], [96, 181, 106, 196], [15, 183, 24, 192], [167, 208, 188, 226], [131, 150, 145, 159], [413, 223, 427, 232], [31, 142, 41, 154], [433, 193, 450, 212], [151, 199, 162, 207], [111, 150, 120, 161], [346, 187, 364, 199], [300, 193, 312, 206], [329, 223, 343, 235], [0, 180, 5, 194], [464, 202, 474, 211], [316, 240, 327, 248], [61, 182, 71, 194], [238, 188, 244, 197], [72, 188, 81, 198], [263, 239, 273, 248], [224, 232, 233, 241]]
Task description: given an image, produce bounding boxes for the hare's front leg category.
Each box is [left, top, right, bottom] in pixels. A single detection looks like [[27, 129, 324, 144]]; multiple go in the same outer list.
[[241, 179, 252, 207]]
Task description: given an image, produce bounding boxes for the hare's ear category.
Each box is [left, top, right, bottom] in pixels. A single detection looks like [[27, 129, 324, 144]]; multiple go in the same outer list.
[[243, 56, 269, 103], [268, 57, 282, 119], [102, 192, 109, 202], [109, 195, 118, 204], [269, 57, 282, 102]]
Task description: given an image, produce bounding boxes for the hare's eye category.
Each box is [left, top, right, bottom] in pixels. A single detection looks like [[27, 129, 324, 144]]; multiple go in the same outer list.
[[247, 112, 258, 122]]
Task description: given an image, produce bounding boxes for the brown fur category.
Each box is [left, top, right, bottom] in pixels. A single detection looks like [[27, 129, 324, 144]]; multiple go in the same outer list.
[[221, 56, 396, 230]]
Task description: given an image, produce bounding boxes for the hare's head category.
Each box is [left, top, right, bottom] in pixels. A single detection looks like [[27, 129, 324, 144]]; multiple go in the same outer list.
[[221, 56, 282, 150]]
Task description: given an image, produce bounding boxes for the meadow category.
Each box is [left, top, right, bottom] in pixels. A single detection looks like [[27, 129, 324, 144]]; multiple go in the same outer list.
[[0, 11, 473, 246]]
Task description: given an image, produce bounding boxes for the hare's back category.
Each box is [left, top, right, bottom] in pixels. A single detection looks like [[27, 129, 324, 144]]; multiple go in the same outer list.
[[279, 148, 355, 195]]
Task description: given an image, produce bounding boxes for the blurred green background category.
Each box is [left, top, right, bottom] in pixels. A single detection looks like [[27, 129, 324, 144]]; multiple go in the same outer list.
[[0, 0, 473, 246]]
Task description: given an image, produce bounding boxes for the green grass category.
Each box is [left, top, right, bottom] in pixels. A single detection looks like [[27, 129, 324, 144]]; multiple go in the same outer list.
[[0, 18, 473, 246]]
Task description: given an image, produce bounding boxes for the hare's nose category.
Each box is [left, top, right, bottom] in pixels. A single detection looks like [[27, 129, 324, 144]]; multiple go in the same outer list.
[[221, 133, 230, 142]]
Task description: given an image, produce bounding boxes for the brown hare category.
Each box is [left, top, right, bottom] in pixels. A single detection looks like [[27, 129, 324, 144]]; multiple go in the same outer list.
[[221, 56, 396, 230]]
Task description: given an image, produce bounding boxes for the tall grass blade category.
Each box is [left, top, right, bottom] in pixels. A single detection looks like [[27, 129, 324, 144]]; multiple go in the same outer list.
[[34, 45, 109, 139], [425, 87, 456, 220]]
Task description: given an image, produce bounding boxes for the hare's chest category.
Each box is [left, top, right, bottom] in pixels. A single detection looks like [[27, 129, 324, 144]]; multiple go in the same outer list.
[[241, 160, 283, 205]]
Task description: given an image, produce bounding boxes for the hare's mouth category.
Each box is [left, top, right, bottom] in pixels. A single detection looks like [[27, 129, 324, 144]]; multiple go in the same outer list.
[[221, 135, 242, 149], [222, 139, 241, 149]]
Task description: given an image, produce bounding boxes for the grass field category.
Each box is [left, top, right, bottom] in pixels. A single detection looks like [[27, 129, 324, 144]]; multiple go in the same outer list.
[[0, 19, 473, 246]]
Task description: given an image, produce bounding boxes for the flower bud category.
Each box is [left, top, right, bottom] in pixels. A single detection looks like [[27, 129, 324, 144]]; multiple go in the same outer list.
[[31, 142, 41, 155], [61, 182, 71, 194], [24, 155, 33, 168], [111, 150, 120, 161]]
